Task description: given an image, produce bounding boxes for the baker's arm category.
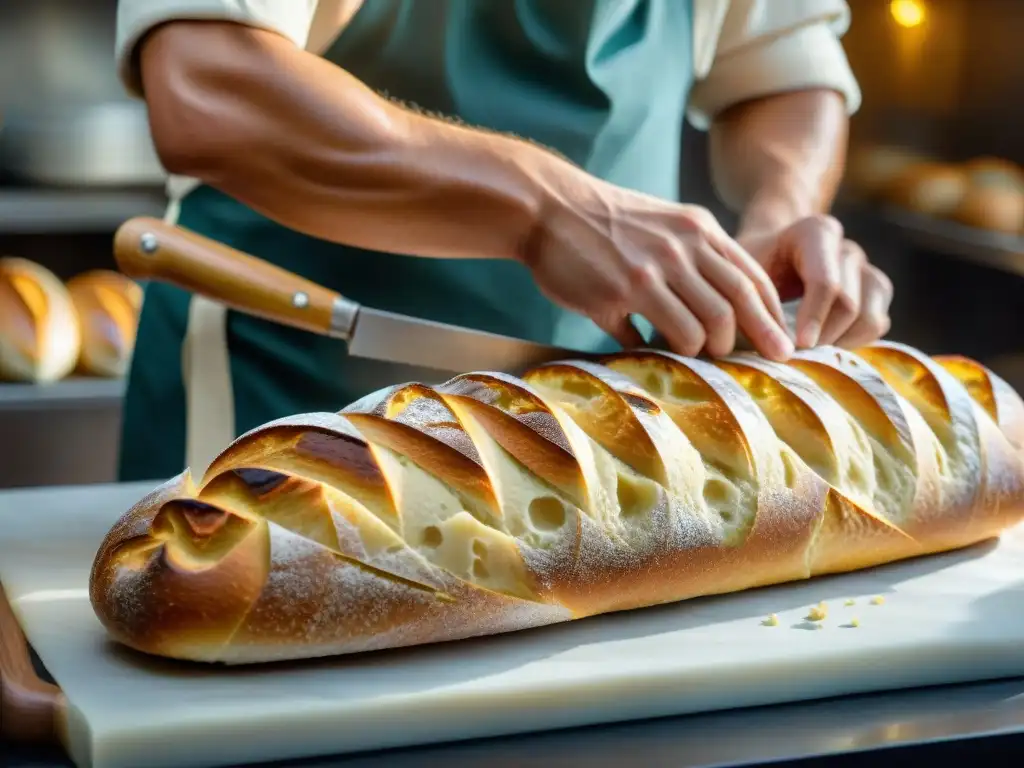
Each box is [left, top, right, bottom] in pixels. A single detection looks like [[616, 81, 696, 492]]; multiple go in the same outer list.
[[132, 21, 549, 263], [685, 1, 890, 349], [689, 0, 859, 231], [114, 2, 795, 359], [710, 88, 848, 238]]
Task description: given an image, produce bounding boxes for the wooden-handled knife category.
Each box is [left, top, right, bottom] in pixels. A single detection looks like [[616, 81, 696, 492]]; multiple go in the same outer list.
[[113, 217, 797, 374], [113, 218, 579, 376]]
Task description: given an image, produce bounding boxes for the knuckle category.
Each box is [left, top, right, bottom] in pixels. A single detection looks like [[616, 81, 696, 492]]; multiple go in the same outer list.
[[813, 276, 842, 299], [843, 240, 866, 266], [813, 214, 844, 238], [707, 302, 736, 330], [870, 266, 894, 296], [837, 287, 861, 314], [679, 207, 717, 236], [625, 260, 662, 292]]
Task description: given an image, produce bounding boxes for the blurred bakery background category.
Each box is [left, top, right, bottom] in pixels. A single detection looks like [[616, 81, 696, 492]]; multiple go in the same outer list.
[[0, 0, 1021, 490]]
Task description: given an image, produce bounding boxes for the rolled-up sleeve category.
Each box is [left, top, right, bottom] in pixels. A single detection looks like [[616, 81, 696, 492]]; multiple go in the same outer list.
[[117, 1, 319, 96], [687, 0, 861, 130]]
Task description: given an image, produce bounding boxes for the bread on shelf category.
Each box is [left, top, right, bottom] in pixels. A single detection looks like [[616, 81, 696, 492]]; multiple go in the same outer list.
[[962, 156, 1023, 188], [0, 257, 81, 383], [66, 270, 143, 378], [882, 161, 968, 217], [89, 342, 1024, 665], [953, 158, 1024, 235], [844, 144, 930, 200]]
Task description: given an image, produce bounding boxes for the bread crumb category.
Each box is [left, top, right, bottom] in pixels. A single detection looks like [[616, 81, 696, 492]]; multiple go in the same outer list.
[[763, 613, 780, 627], [806, 602, 828, 621], [870, 595, 885, 605], [844, 599, 856, 606]]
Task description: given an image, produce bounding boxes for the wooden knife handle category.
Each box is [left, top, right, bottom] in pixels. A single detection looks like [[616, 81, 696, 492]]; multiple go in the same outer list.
[[114, 217, 355, 339], [0, 583, 63, 745]]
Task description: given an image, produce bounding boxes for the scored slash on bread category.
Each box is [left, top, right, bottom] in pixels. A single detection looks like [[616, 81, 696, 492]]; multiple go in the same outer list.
[[66, 270, 143, 378], [0, 257, 81, 383], [89, 343, 1024, 664]]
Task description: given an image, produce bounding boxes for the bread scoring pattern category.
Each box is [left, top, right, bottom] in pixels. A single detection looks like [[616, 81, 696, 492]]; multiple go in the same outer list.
[[89, 341, 1024, 664]]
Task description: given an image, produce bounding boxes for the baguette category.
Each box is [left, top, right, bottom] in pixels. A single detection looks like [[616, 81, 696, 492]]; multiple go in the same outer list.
[[89, 342, 1024, 664], [0, 257, 81, 383], [66, 270, 144, 378]]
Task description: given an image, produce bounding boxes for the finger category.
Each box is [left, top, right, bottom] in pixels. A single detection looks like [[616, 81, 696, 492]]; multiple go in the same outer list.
[[694, 215, 786, 327], [836, 265, 894, 348], [632, 271, 707, 357], [597, 314, 646, 350], [817, 240, 865, 346], [714, 235, 787, 328], [792, 218, 845, 348], [662, 256, 736, 357], [693, 247, 794, 361]]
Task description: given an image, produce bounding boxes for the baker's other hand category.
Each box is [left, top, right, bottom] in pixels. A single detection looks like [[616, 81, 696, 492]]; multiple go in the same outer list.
[[738, 214, 893, 349], [523, 177, 795, 361]]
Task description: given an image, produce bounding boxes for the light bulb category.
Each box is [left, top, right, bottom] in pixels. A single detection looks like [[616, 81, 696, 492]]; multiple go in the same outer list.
[[890, 0, 926, 29]]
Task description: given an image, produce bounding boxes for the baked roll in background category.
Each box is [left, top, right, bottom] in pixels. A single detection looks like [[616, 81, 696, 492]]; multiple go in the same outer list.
[[953, 158, 1024, 235], [89, 342, 1024, 665], [883, 161, 968, 218], [0, 257, 81, 383], [67, 270, 144, 378], [844, 144, 930, 201]]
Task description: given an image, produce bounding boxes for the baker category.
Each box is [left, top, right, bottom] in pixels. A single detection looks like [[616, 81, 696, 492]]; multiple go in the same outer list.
[[115, 0, 892, 483]]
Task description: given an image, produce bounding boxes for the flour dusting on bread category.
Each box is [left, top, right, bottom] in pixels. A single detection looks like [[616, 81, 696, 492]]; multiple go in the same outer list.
[[89, 343, 1024, 663]]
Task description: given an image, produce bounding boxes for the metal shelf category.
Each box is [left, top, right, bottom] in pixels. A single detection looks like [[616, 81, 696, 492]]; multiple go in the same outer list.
[[0, 187, 167, 235], [0, 377, 125, 412], [880, 206, 1024, 276]]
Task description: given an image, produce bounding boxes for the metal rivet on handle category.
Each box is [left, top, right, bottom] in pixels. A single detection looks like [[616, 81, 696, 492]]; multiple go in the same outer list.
[[140, 233, 159, 254], [292, 292, 310, 309]]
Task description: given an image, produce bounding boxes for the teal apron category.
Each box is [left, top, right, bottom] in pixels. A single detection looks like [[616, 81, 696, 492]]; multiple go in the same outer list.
[[119, 0, 695, 482]]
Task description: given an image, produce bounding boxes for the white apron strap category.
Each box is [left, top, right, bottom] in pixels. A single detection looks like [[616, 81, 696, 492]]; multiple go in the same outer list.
[[162, 195, 237, 478]]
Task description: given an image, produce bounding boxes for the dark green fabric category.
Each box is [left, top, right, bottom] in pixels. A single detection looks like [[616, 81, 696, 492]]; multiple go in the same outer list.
[[119, 0, 695, 481]]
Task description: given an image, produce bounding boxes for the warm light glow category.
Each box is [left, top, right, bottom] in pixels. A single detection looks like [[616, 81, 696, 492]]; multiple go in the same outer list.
[[890, 0, 926, 28]]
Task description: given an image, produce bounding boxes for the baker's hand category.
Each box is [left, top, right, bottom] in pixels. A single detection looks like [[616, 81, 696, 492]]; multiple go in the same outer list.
[[524, 178, 795, 361], [738, 215, 893, 349]]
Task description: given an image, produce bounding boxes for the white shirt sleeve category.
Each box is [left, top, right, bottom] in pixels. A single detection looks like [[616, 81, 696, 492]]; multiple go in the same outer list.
[[116, 0, 319, 96], [687, 0, 862, 130]]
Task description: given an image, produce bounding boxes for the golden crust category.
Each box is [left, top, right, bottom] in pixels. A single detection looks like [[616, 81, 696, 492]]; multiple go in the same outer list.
[[883, 162, 968, 217], [89, 344, 1024, 664], [0, 257, 81, 383], [66, 270, 143, 378]]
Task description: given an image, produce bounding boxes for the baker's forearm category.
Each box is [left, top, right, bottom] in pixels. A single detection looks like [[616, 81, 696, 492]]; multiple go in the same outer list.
[[139, 21, 573, 261], [708, 89, 849, 237]]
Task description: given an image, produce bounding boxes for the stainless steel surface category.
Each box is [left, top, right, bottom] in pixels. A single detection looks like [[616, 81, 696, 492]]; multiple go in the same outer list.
[[0, 101, 165, 187], [347, 307, 578, 375], [0, 0, 165, 186], [0, 188, 167, 235], [0, 380, 124, 489], [881, 206, 1024, 272], [0, 378, 125, 412], [291, 676, 1024, 767]]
